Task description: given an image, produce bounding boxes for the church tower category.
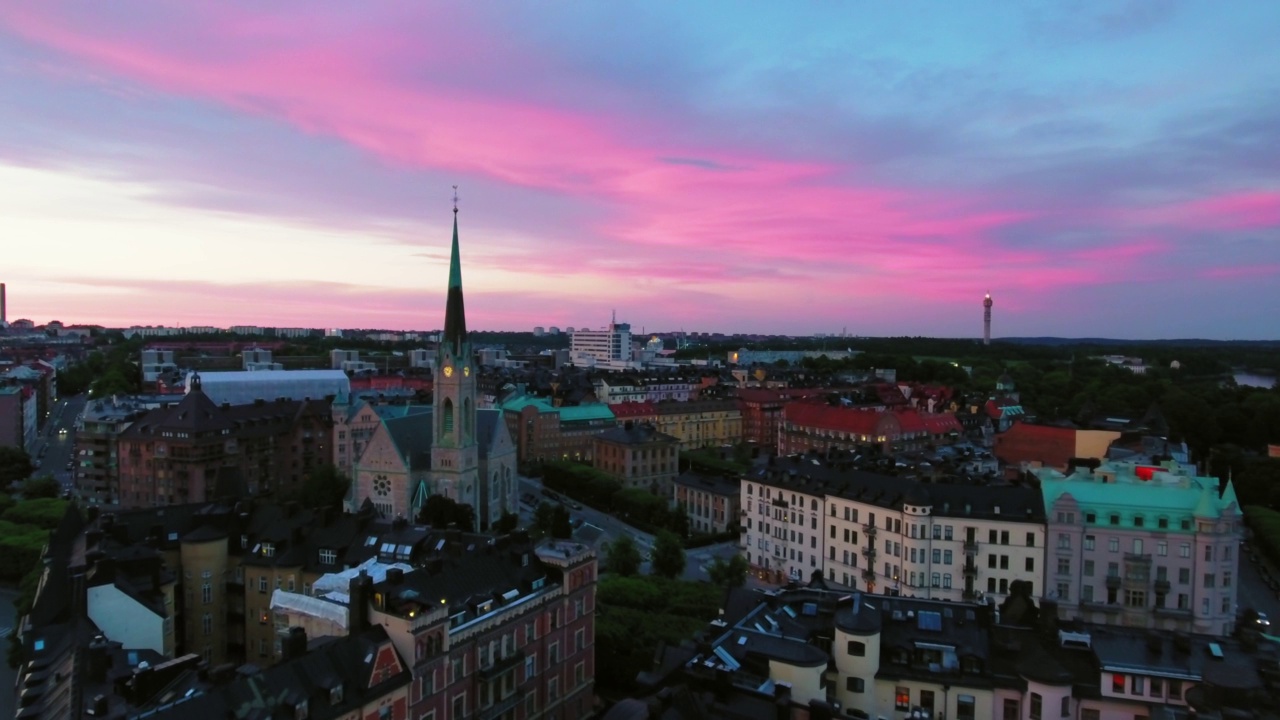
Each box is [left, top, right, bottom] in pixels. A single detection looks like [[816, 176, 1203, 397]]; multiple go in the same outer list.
[[431, 197, 479, 517]]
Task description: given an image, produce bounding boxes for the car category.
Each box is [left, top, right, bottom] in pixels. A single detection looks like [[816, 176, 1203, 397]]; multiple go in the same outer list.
[[1257, 612, 1271, 629], [568, 500, 583, 510]]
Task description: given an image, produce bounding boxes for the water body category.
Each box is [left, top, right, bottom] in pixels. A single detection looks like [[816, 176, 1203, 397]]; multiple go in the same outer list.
[[1235, 373, 1277, 389]]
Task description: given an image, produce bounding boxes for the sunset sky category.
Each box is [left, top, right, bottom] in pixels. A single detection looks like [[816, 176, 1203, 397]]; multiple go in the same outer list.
[[2, 3, 1278, 339]]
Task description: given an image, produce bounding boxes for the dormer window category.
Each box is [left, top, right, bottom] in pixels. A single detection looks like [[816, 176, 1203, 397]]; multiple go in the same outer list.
[[261, 542, 275, 558], [328, 683, 344, 705], [319, 549, 337, 565], [294, 699, 309, 720]]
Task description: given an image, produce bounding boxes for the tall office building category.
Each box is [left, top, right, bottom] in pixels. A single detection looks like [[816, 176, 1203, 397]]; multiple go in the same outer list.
[[570, 314, 633, 368], [983, 292, 993, 345]]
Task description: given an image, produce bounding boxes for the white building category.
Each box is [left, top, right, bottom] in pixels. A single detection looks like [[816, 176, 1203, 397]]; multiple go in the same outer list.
[[570, 319, 635, 369]]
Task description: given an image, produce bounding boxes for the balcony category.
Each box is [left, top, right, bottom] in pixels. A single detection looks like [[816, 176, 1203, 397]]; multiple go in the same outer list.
[[1105, 575, 1122, 590], [962, 562, 978, 577], [1154, 606, 1192, 619], [861, 546, 877, 560], [1081, 600, 1122, 614], [1153, 579, 1171, 593], [863, 524, 877, 537], [478, 651, 524, 681], [861, 569, 877, 584], [963, 539, 979, 553]]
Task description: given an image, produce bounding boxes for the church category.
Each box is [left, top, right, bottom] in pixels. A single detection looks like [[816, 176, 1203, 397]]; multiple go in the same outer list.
[[347, 203, 518, 529]]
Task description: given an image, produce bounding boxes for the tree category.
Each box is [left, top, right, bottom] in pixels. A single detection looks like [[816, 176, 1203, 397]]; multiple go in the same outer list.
[[605, 535, 642, 577], [551, 505, 573, 539], [295, 464, 350, 509], [650, 530, 686, 579], [534, 502, 557, 533], [494, 512, 520, 534], [19, 475, 60, 500], [0, 447, 33, 487], [418, 494, 476, 530], [706, 553, 748, 588]]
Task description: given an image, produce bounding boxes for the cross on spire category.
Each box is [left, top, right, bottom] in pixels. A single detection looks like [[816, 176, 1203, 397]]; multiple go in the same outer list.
[[452, 185, 459, 215]]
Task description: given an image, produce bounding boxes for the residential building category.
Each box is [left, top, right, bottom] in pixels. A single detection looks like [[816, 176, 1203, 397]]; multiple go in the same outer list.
[[0, 384, 23, 450], [141, 348, 178, 384], [332, 398, 385, 479], [737, 388, 824, 449], [73, 395, 151, 505], [116, 377, 333, 506], [1036, 459, 1243, 636], [595, 376, 646, 404], [673, 469, 740, 534], [652, 399, 743, 451], [500, 394, 617, 464], [741, 453, 1045, 603], [592, 422, 680, 494], [624, 580, 1280, 720], [779, 401, 963, 455], [186, 368, 351, 406]]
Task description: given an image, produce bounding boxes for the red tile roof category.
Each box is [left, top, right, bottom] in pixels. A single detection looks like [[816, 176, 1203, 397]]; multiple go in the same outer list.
[[784, 401, 892, 435], [611, 401, 656, 418]]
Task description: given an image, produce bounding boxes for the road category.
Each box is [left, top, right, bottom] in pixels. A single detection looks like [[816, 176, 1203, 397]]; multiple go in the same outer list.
[[28, 394, 86, 493], [1239, 540, 1280, 628], [516, 475, 745, 582]]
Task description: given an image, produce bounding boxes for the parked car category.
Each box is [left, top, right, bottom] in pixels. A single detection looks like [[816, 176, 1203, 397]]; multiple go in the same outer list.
[[1257, 612, 1271, 629]]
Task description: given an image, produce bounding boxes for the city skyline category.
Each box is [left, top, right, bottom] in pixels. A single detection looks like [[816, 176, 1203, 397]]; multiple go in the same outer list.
[[2, 3, 1279, 339]]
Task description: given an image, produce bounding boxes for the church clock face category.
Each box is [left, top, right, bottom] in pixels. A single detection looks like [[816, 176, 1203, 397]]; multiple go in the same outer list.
[[443, 365, 453, 378]]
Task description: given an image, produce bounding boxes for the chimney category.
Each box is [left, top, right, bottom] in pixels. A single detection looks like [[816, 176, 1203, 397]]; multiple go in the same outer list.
[[283, 626, 308, 661], [348, 571, 372, 633], [87, 635, 111, 682], [386, 568, 404, 585]]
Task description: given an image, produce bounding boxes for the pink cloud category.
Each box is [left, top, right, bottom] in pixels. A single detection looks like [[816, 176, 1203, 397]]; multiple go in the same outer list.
[[1142, 191, 1280, 231]]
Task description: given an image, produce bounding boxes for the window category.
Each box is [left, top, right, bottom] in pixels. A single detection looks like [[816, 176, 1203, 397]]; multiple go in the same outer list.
[[1082, 585, 1093, 602], [1157, 541, 1167, 557], [1179, 568, 1190, 584], [1084, 535, 1095, 550], [1125, 590, 1146, 607], [847, 641, 865, 656], [1084, 560, 1094, 576], [1131, 675, 1144, 694], [1060, 696, 1070, 717], [1030, 692, 1042, 720], [1204, 573, 1215, 589], [1057, 533, 1070, 549], [1205, 545, 1213, 561], [944, 526, 953, 540], [1150, 677, 1163, 697], [957, 695, 976, 720], [1223, 571, 1232, 588], [1026, 532, 1036, 546], [1112, 674, 1125, 693], [1133, 515, 1144, 528], [1180, 543, 1191, 558], [932, 549, 941, 563], [1057, 558, 1070, 575], [1133, 539, 1143, 554], [259, 577, 268, 593], [524, 655, 537, 680], [1169, 680, 1182, 699], [319, 549, 336, 565], [845, 677, 865, 692], [1108, 538, 1119, 553], [944, 550, 952, 564], [1109, 514, 1120, 526], [895, 687, 910, 711], [1056, 582, 1069, 600], [1001, 531, 1010, 545], [202, 613, 212, 636], [202, 583, 212, 604], [1003, 699, 1020, 720]]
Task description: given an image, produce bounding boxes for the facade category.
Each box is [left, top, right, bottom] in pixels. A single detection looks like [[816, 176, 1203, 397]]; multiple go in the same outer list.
[[737, 388, 824, 449], [1036, 460, 1243, 636], [592, 422, 680, 495], [672, 469, 740, 534], [0, 385, 22, 450], [185, 368, 351, 406], [332, 398, 385, 479], [73, 396, 151, 505], [570, 320, 635, 369], [140, 348, 178, 384], [500, 395, 617, 464], [652, 399, 742, 451], [116, 378, 333, 507], [627, 581, 1280, 720], [741, 454, 1045, 603], [779, 401, 963, 456]]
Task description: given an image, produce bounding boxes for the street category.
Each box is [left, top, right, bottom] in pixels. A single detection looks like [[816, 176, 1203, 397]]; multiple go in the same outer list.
[[516, 475, 744, 582], [27, 393, 87, 493], [1239, 539, 1280, 628]]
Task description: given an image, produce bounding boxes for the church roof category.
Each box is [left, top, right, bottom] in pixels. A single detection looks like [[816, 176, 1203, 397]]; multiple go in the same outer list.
[[384, 411, 434, 472], [442, 209, 468, 351]]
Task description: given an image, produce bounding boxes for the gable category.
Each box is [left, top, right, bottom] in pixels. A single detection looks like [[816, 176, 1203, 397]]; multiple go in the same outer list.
[[358, 425, 409, 472], [368, 641, 404, 688]]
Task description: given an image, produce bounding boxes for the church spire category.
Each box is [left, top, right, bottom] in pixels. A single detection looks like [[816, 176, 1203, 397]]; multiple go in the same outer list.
[[443, 187, 467, 350]]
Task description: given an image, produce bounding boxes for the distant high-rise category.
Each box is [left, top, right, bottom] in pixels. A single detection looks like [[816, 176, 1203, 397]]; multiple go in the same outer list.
[[0, 282, 6, 324], [983, 292, 993, 345]]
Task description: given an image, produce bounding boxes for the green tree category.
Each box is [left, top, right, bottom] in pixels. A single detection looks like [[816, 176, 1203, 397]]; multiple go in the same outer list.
[[651, 530, 686, 579], [493, 512, 520, 534], [551, 505, 573, 539], [0, 447, 33, 487], [418, 494, 476, 530], [295, 464, 350, 509], [19, 475, 60, 500], [533, 502, 557, 533], [605, 535, 642, 576], [706, 553, 748, 588]]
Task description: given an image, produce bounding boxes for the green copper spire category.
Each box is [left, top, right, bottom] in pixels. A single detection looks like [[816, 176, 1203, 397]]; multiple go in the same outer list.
[[442, 195, 468, 348]]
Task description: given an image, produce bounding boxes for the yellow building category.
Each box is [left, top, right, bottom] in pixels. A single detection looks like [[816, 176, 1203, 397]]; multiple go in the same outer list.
[[653, 399, 742, 451]]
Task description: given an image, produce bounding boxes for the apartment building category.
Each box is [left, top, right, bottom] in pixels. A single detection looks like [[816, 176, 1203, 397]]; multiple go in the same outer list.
[[115, 376, 333, 506], [500, 394, 617, 464], [592, 421, 680, 495], [741, 454, 1045, 605], [1036, 460, 1243, 636], [652, 399, 742, 451], [779, 401, 963, 455], [628, 581, 1280, 720], [673, 469, 740, 534], [736, 388, 824, 449], [74, 396, 152, 505]]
